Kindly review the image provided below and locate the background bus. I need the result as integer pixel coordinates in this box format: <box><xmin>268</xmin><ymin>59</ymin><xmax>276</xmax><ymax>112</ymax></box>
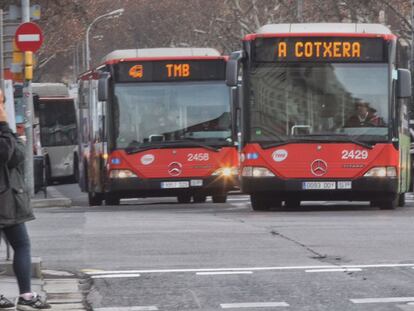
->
<box><xmin>227</xmin><ymin>23</ymin><xmax>411</xmax><ymax>211</ymax></box>
<box><xmin>78</xmin><ymin>48</ymin><xmax>238</xmax><ymax>206</ymax></box>
<box><xmin>32</xmin><ymin>83</ymin><xmax>79</xmax><ymax>184</ymax></box>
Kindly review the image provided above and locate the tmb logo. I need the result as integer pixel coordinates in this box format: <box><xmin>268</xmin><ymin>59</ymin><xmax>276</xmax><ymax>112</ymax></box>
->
<box><xmin>272</xmin><ymin>149</ymin><xmax>288</xmax><ymax>162</ymax></box>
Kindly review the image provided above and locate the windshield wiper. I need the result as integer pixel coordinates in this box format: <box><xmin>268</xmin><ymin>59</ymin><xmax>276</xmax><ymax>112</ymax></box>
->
<box><xmin>260</xmin><ymin>135</ymin><xmax>374</xmax><ymax>150</ymax></box>
<box><xmin>125</xmin><ymin>140</ymin><xmax>219</xmax><ymax>154</ymax></box>
<box><xmin>300</xmin><ymin>134</ymin><xmax>374</xmax><ymax>149</ymax></box>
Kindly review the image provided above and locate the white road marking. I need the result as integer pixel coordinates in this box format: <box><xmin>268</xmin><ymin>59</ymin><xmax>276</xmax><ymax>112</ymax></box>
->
<box><xmin>227</xmin><ymin>197</ymin><xmax>250</xmax><ymax>201</ymax></box>
<box><xmin>351</xmin><ymin>297</ymin><xmax>414</xmax><ymax>304</ymax></box>
<box><xmin>94</xmin><ymin>307</ymin><xmax>158</xmax><ymax>311</ymax></box>
<box><xmin>84</xmin><ymin>263</ymin><xmax>414</xmax><ymax>275</ymax></box>
<box><xmin>18</xmin><ymin>34</ymin><xmax>40</xmax><ymax>42</ymax></box>
<box><xmin>196</xmin><ymin>271</ymin><xmax>253</xmax><ymax>275</ymax></box>
<box><xmin>91</xmin><ymin>273</ymin><xmax>141</xmax><ymax>279</ymax></box>
<box><xmin>220</xmin><ymin>302</ymin><xmax>289</xmax><ymax>309</ymax></box>
<box><xmin>305</xmin><ymin>268</ymin><xmax>362</xmax><ymax>273</ymax></box>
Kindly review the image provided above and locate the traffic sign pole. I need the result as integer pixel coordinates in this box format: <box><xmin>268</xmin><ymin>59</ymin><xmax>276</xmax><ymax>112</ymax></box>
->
<box><xmin>21</xmin><ymin>0</ymin><xmax>35</xmax><ymax>197</ymax></box>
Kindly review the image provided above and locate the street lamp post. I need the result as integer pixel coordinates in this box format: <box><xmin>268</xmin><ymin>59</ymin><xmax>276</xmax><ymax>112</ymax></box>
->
<box><xmin>86</xmin><ymin>8</ymin><xmax>124</xmax><ymax>69</ymax></box>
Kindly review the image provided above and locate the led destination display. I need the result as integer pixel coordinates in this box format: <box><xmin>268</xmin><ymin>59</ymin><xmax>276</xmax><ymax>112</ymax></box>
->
<box><xmin>115</xmin><ymin>60</ymin><xmax>226</xmax><ymax>82</ymax></box>
<box><xmin>254</xmin><ymin>37</ymin><xmax>387</xmax><ymax>62</ymax></box>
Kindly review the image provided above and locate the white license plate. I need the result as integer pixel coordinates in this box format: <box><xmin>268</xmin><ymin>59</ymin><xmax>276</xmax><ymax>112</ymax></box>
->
<box><xmin>161</xmin><ymin>181</ymin><xmax>189</xmax><ymax>189</ymax></box>
<box><xmin>302</xmin><ymin>182</ymin><xmax>336</xmax><ymax>190</ymax></box>
<box><xmin>337</xmin><ymin>181</ymin><xmax>352</xmax><ymax>189</ymax></box>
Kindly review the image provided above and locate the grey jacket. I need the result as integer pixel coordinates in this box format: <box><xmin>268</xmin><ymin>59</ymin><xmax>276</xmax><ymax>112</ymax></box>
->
<box><xmin>0</xmin><ymin>122</ymin><xmax>34</xmax><ymax>228</ymax></box>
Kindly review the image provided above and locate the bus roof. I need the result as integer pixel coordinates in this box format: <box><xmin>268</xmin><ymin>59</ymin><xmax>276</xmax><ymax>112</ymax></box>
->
<box><xmin>103</xmin><ymin>48</ymin><xmax>222</xmax><ymax>63</ymax></box>
<box><xmin>32</xmin><ymin>83</ymin><xmax>70</xmax><ymax>98</ymax></box>
<box><xmin>246</xmin><ymin>23</ymin><xmax>393</xmax><ymax>40</ymax></box>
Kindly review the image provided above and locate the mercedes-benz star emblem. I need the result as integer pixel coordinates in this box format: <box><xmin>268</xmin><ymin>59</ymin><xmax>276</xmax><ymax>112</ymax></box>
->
<box><xmin>311</xmin><ymin>159</ymin><xmax>328</xmax><ymax>176</ymax></box>
<box><xmin>168</xmin><ymin>162</ymin><xmax>182</xmax><ymax>176</ymax></box>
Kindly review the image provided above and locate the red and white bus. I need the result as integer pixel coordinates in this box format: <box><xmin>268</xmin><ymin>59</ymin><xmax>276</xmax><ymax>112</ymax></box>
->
<box><xmin>78</xmin><ymin>48</ymin><xmax>238</xmax><ymax>205</ymax></box>
<box><xmin>226</xmin><ymin>23</ymin><xmax>412</xmax><ymax>210</ymax></box>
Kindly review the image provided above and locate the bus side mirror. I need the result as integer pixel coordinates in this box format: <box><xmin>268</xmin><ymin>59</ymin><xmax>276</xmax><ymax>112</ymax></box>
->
<box><xmin>98</xmin><ymin>73</ymin><xmax>110</xmax><ymax>101</ymax></box>
<box><xmin>397</xmin><ymin>69</ymin><xmax>411</xmax><ymax>98</ymax></box>
<box><xmin>226</xmin><ymin>51</ymin><xmax>244</xmax><ymax>87</ymax></box>
<box><xmin>230</xmin><ymin>87</ymin><xmax>239</xmax><ymax>140</ymax></box>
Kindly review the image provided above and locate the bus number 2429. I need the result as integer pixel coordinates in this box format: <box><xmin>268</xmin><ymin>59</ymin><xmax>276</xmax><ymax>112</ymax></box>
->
<box><xmin>341</xmin><ymin>150</ymin><xmax>368</xmax><ymax>160</ymax></box>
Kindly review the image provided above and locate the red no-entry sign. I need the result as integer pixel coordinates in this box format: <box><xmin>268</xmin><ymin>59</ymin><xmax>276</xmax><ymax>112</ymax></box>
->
<box><xmin>15</xmin><ymin>22</ymin><xmax>43</xmax><ymax>52</ymax></box>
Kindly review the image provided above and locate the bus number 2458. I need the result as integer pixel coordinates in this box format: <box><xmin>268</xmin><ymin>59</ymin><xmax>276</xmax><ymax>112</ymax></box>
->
<box><xmin>187</xmin><ymin>153</ymin><xmax>209</xmax><ymax>162</ymax></box>
<box><xmin>341</xmin><ymin>150</ymin><xmax>368</xmax><ymax>160</ymax></box>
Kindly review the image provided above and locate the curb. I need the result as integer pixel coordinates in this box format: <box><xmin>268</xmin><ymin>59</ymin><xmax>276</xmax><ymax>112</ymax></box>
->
<box><xmin>32</xmin><ymin>198</ymin><xmax>72</xmax><ymax>208</ymax></box>
<box><xmin>42</xmin><ymin>270</ymin><xmax>88</xmax><ymax>311</ymax></box>
<box><xmin>0</xmin><ymin>257</ymin><xmax>42</xmax><ymax>278</ymax></box>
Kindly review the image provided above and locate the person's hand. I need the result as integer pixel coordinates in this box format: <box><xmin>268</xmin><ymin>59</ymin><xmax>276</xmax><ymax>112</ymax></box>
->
<box><xmin>0</xmin><ymin>104</ymin><xmax>7</xmax><ymax>122</ymax></box>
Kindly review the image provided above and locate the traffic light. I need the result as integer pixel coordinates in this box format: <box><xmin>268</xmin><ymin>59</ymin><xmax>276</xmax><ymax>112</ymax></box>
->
<box><xmin>24</xmin><ymin>51</ymin><xmax>33</xmax><ymax>80</ymax></box>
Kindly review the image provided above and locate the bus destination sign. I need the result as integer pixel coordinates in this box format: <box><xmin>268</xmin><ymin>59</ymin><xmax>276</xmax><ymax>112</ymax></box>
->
<box><xmin>115</xmin><ymin>60</ymin><xmax>226</xmax><ymax>82</ymax></box>
<box><xmin>254</xmin><ymin>37</ymin><xmax>387</xmax><ymax>62</ymax></box>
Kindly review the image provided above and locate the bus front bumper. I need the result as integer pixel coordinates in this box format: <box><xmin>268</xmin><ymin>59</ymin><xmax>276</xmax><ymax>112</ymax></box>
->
<box><xmin>241</xmin><ymin>176</ymin><xmax>398</xmax><ymax>201</ymax></box>
<box><xmin>107</xmin><ymin>175</ymin><xmax>239</xmax><ymax>197</ymax></box>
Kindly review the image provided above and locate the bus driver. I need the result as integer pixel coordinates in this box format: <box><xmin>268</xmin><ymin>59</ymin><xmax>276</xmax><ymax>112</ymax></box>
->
<box><xmin>345</xmin><ymin>100</ymin><xmax>385</xmax><ymax>127</ymax></box>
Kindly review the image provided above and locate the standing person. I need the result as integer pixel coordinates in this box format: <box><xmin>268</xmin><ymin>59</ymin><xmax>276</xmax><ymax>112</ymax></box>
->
<box><xmin>0</xmin><ymin>88</ymin><xmax>50</xmax><ymax>310</ymax></box>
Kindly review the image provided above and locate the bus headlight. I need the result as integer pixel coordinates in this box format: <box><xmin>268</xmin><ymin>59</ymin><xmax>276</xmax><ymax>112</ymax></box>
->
<box><xmin>212</xmin><ymin>167</ymin><xmax>238</xmax><ymax>177</ymax></box>
<box><xmin>364</xmin><ymin>167</ymin><xmax>397</xmax><ymax>177</ymax></box>
<box><xmin>242</xmin><ymin>166</ymin><xmax>275</xmax><ymax>177</ymax></box>
<box><xmin>109</xmin><ymin>169</ymin><xmax>138</xmax><ymax>179</ymax></box>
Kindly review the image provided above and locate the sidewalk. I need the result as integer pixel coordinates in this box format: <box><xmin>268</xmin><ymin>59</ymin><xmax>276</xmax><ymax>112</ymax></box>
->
<box><xmin>0</xmin><ymin>267</ymin><xmax>87</xmax><ymax>310</ymax></box>
<box><xmin>32</xmin><ymin>186</ymin><xmax>72</xmax><ymax>208</ymax></box>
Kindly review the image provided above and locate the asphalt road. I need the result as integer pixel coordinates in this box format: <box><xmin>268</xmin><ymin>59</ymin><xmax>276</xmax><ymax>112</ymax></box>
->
<box><xmin>28</xmin><ymin>184</ymin><xmax>414</xmax><ymax>310</ymax></box>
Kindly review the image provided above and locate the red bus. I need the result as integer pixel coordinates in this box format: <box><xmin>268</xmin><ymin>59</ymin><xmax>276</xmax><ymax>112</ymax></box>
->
<box><xmin>78</xmin><ymin>48</ymin><xmax>238</xmax><ymax>206</ymax></box>
<box><xmin>226</xmin><ymin>23</ymin><xmax>412</xmax><ymax>211</ymax></box>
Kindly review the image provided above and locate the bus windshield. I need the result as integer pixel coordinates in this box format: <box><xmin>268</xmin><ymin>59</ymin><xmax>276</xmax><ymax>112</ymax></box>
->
<box><xmin>248</xmin><ymin>63</ymin><xmax>389</xmax><ymax>143</ymax></box>
<box><xmin>38</xmin><ymin>100</ymin><xmax>77</xmax><ymax>147</ymax></box>
<box><xmin>113</xmin><ymin>81</ymin><xmax>231</xmax><ymax>149</ymax></box>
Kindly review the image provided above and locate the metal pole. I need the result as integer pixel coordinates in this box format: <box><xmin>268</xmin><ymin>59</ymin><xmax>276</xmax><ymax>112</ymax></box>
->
<box><xmin>411</xmin><ymin>0</ymin><xmax>414</xmax><ymax>103</ymax></box>
<box><xmin>0</xmin><ymin>9</ymin><xmax>4</xmax><ymax>91</ymax></box>
<box><xmin>82</xmin><ymin>40</ymin><xmax>86</xmax><ymax>72</ymax></box>
<box><xmin>22</xmin><ymin>0</ymin><xmax>35</xmax><ymax>196</ymax></box>
<box><xmin>86</xmin><ymin>24</ymin><xmax>91</xmax><ymax>69</ymax></box>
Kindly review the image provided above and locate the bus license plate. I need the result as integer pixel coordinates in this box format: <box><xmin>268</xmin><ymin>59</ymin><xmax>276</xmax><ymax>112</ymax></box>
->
<box><xmin>161</xmin><ymin>181</ymin><xmax>190</xmax><ymax>189</ymax></box>
<box><xmin>302</xmin><ymin>182</ymin><xmax>336</xmax><ymax>190</ymax></box>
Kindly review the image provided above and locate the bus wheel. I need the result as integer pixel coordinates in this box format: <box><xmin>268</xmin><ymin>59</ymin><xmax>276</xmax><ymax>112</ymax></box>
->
<box><xmin>398</xmin><ymin>193</ymin><xmax>406</xmax><ymax>207</ymax></box>
<box><xmin>177</xmin><ymin>194</ymin><xmax>191</xmax><ymax>204</ymax></box>
<box><xmin>250</xmin><ymin>194</ymin><xmax>272</xmax><ymax>211</ymax></box>
<box><xmin>45</xmin><ymin>160</ymin><xmax>52</xmax><ymax>186</ymax></box>
<box><xmin>285</xmin><ymin>199</ymin><xmax>301</xmax><ymax>209</ymax></box>
<box><xmin>88</xmin><ymin>192</ymin><xmax>103</xmax><ymax>206</ymax></box>
<box><xmin>193</xmin><ymin>194</ymin><xmax>207</xmax><ymax>203</ymax></box>
<box><xmin>73</xmin><ymin>156</ymin><xmax>79</xmax><ymax>183</ymax></box>
<box><xmin>106</xmin><ymin>195</ymin><xmax>120</xmax><ymax>206</ymax></box>
<box><xmin>212</xmin><ymin>194</ymin><xmax>227</xmax><ymax>203</ymax></box>
<box><xmin>378</xmin><ymin>197</ymin><xmax>398</xmax><ymax>210</ymax></box>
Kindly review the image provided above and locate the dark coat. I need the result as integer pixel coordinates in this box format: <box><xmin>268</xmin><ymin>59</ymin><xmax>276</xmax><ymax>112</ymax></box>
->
<box><xmin>0</xmin><ymin>122</ymin><xmax>35</xmax><ymax>228</ymax></box>
<box><xmin>345</xmin><ymin>111</ymin><xmax>386</xmax><ymax>127</ymax></box>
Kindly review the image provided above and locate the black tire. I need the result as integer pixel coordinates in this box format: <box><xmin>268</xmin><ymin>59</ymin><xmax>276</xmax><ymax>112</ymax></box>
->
<box><xmin>177</xmin><ymin>194</ymin><xmax>192</xmax><ymax>204</ymax></box>
<box><xmin>398</xmin><ymin>193</ymin><xmax>405</xmax><ymax>207</ymax></box>
<box><xmin>72</xmin><ymin>155</ymin><xmax>80</xmax><ymax>184</ymax></box>
<box><xmin>105</xmin><ymin>195</ymin><xmax>120</xmax><ymax>206</ymax></box>
<box><xmin>45</xmin><ymin>159</ymin><xmax>52</xmax><ymax>186</ymax></box>
<box><xmin>212</xmin><ymin>194</ymin><xmax>227</xmax><ymax>203</ymax></box>
<box><xmin>285</xmin><ymin>199</ymin><xmax>301</xmax><ymax>209</ymax></box>
<box><xmin>88</xmin><ymin>192</ymin><xmax>103</xmax><ymax>206</ymax></box>
<box><xmin>379</xmin><ymin>197</ymin><xmax>398</xmax><ymax>210</ymax></box>
<box><xmin>193</xmin><ymin>194</ymin><xmax>207</xmax><ymax>203</ymax></box>
<box><xmin>250</xmin><ymin>194</ymin><xmax>272</xmax><ymax>211</ymax></box>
